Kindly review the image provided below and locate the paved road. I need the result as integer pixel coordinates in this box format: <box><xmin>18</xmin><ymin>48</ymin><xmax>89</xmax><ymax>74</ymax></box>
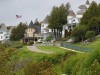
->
<box><xmin>27</xmin><ymin>46</ymin><xmax>53</xmax><ymax>54</ymax></box>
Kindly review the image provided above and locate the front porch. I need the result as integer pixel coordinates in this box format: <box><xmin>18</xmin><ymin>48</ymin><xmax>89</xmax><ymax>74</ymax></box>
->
<box><xmin>22</xmin><ymin>37</ymin><xmax>43</xmax><ymax>44</ymax></box>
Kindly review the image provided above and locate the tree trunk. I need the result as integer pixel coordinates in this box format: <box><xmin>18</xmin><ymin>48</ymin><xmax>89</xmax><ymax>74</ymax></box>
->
<box><xmin>81</xmin><ymin>35</ymin><xmax>84</xmax><ymax>42</ymax></box>
<box><xmin>54</xmin><ymin>29</ymin><xmax>56</xmax><ymax>40</ymax></box>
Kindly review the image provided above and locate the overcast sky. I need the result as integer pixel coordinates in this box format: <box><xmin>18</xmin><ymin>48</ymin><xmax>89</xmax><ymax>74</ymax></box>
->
<box><xmin>0</xmin><ymin>0</ymin><xmax>100</xmax><ymax>26</ymax></box>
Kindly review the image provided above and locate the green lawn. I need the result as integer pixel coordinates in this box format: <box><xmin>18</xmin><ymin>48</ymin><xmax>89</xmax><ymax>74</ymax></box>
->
<box><xmin>74</xmin><ymin>37</ymin><xmax>100</xmax><ymax>50</ymax></box>
<box><xmin>36</xmin><ymin>46</ymin><xmax>67</xmax><ymax>54</ymax></box>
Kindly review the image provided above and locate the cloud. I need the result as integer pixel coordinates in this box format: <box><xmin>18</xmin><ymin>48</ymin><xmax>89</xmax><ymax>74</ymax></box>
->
<box><xmin>0</xmin><ymin>0</ymin><xmax>100</xmax><ymax>25</ymax></box>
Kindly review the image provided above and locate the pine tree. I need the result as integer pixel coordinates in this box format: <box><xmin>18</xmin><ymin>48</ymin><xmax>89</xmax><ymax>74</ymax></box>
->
<box><xmin>97</xmin><ymin>3</ymin><xmax>100</xmax><ymax>16</ymax></box>
<box><xmin>80</xmin><ymin>1</ymin><xmax>98</xmax><ymax>25</ymax></box>
<box><xmin>49</xmin><ymin>3</ymin><xmax>70</xmax><ymax>40</ymax></box>
<box><xmin>10</xmin><ymin>22</ymin><xmax>27</xmax><ymax>41</ymax></box>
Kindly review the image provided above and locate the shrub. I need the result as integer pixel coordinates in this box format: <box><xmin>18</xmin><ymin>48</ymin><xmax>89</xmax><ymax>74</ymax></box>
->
<box><xmin>3</xmin><ymin>41</ymin><xmax>23</xmax><ymax>48</ymax></box>
<box><xmin>45</xmin><ymin>36</ymin><xmax>53</xmax><ymax>42</ymax></box>
<box><xmin>24</xmin><ymin>61</ymin><xmax>57</xmax><ymax>75</ymax></box>
<box><xmin>88</xmin><ymin>59</ymin><xmax>100</xmax><ymax>75</ymax></box>
<box><xmin>85</xmin><ymin>31</ymin><xmax>95</xmax><ymax>41</ymax></box>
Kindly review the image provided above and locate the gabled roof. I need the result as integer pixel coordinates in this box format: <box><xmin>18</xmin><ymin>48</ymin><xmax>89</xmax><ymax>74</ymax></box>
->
<box><xmin>28</xmin><ymin>21</ymin><xmax>34</xmax><ymax>28</ymax></box>
<box><xmin>77</xmin><ymin>9</ymin><xmax>86</xmax><ymax>15</ymax></box>
<box><xmin>42</xmin><ymin>15</ymin><xmax>49</xmax><ymax>24</ymax></box>
<box><xmin>68</xmin><ymin>10</ymin><xmax>76</xmax><ymax>17</ymax></box>
<box><xmin>0</xmin><ymin>23</ymin><xmax>7</xmax><ymax>31</ymax></box>
<box><xmin>79</xmin><ymin>4</ymin><xmax>87</xmax><ymax>10</ymax></box>
<box><xmin>28</xmin><ymin>21</ymin><xmax>41</xmax><ymax>33</ymax></box>
<box><xmin>86</xmin><ymin>0</ymin><xmax>90</xmax><ymax>5</ymax></box>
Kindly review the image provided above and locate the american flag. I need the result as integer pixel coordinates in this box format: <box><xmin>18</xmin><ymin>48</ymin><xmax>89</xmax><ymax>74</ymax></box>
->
<box><xmin>16</xmin><ymin>15</ymin><xmax>22</xmax><ymax>19</ymax></box>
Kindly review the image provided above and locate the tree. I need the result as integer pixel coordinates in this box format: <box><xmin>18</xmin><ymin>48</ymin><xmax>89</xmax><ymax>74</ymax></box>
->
<box><xmin>10</xmin><ymin>22</ymin><xmax>27</xmax><ymax>41</ymax></box>
<box><xmin>49</xmin><ymin>6</ymin><xmax>59</xmax><ymax>39</ymax></box>
<box><xmin>85</xmin><ymin>31</ymin><xmax>95</xmax><ymax>41</ymax></box>
<box><xmin>87</xmin><ymin>17</ymin><xmax>99</xmax><ymax>34</ymax></box>
<box><xmin>49</xmin><ymin>3</ymin><xmax>70</xmax><ymax>40</ymax></box>
<box><xmin>97</xmin><ymin>3</ymin><xmax>100</xmax><ymax>16</ymax></box>
<box><xmin>72</xmin><ymin>25</ymin><xmax>88</xmax><ymax>42</ymax></box>
<box><xmin>80</xmin><ymin>1</ymin><xmax>98</xmax><ymax>25</ymax></box>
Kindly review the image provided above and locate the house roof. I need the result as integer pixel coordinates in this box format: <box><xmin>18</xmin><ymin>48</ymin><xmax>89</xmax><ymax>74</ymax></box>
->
<box><xmin>0</xmin><ymin>23</ymin><xmax>7</xmax><ymax>31</ymax></box>
<box><xmin>86</xmin><ymin>0</ymin><xmax>90</xmax><ymax>5</ymax></box>
<box><xmin>79</xmin><ymin>4</ymin><xmax>87</xmax><ymax>9</ymax></box>
<box><xmin>28</xmin><ymin>21</ymin><xmax>41</xmax><ymax>33</ymax></box>
<box><xmin>68</xmin><ymin>10</ymin><xmax>76</xmax><ymax>17</ymax></box>
<box><xmin>77</xmin><ymin>9</ymin><xmax>86</xmax><ymax>15</ymax></box>
<box><xmin>42</xmin><ymin>15</ymin><xmax>49</xmax><ymax>24</ymax></box>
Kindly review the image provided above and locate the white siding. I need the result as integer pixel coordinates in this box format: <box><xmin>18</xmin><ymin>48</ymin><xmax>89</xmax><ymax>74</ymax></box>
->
<box><xmin>0</xmin><ymin>31</ymin><xmax>7</xmax><ymax>41</ymax></box>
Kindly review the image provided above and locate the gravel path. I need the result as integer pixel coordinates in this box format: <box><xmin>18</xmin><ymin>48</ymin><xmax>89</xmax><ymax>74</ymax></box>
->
<box><xmin>27</xmin><ymin>46</ymin><xmax>53</xmax><ymax>54</ymax></box>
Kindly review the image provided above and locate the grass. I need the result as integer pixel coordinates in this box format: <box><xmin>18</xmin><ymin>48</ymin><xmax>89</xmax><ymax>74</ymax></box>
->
<box><xmin>36</xmin><ymin>46</ymin><xmax>68</xmax><ymax>54</ymax></box>
<box><xmin>12</xmin><ymin>46</ymin><xmax>52</xmax><ymax>75</ymax></box>
<box><xmin>2</xmin><ymin>40</ymin><xmax>100</xmax><ymax>75</ymax></box>
<box><xmin>14</xmin><ymin>46</ymin><xmax>76</xmax><ymax>75</ymax></box>
<box><xmin>74</xmin><ymin>37</ymin><xmax>100</xmax><ymax>50</ymax></box>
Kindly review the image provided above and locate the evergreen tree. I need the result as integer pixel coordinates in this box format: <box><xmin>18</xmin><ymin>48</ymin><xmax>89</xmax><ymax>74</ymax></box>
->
<box><xmin>49</xmin><ymin>3</ymin><xmax>70</xmax><ymax>40</ymax></box>
<box><xmin>97</xmin><ymin>3</ymin><xmax>100</xmax><ymax>16</ymax></box>
<box><xmin>80</xmin><ymin>1</ymin><xmax>98</xmax><ymax>25</ymax></box>
<box><xmin>87</xmin><ymin>17</ymin><xmax>100</xmax><ymax>34</ymax></box>
<box><xmin>10</xmin><ymin>22</ymin><xmax>27</xmax><ymax>41</ymax></box>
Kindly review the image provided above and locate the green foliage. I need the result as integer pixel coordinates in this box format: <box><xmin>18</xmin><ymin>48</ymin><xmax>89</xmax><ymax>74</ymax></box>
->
<box><xmin>80</xmin><ymin>1</ymin><xmax>100</xmax><ymax>36</ymax></box>
<box><xmin>3</xmin><ymin>41</ymin><xmax>23</xmax><ymax>48</ymax></box>
<box><xmin>63</xmin><ymin>49</ymin><xmax>100</xmax><ymax>75</ymax></box>
<box><xmin>83</xmin><ymin>50</ymin><xmax>100</xmax><ymax>68</ymax></box>
<box><xmin>45</xmin><ymin>36</ymin><xmax>53</xmax><ymax>42</ymax></box>
<box><xmin>0</xmin><ymin>43</ymin><xmax>17</xmax><ymax>75</ymax></box>
<box><xmin>87</xmin><ymin>17</ymin><xmax>100</xmax><ymax>34</ymax></box>
<box><xmin>63</xmin><ymin>53</ymin><xmax>86</xmax><ymax>75</ymax></box>
<box><xmin>80</xmin><ymin>1</ymin><xmax>98</xmax><ymax>25</ymax></box>
<box><xmin>97</xmin><ymin>3</ymin><xmax>100</xmax><ymax>16</ymax></box>
<box><xmin>37</xmin><ymin>51</ymin><xmax>76</xmax><ymax>65</ymax></box>
<box><xmin>85</xmin><ymin>31</ymin><xmax>95</xmax><ymax>41</ymax></box>
<box><xmin>10</xmin><ymin>22</ymin><xmax>27</xmax><ymax>41</ymax></box>
<box><xmin>24</xmin><ymin>61</ymin><xmax>57</xmax><ymax>75</ymax></box>
<box><xmin>88</xmin><ymin>59</ymin><xmax>100</xmax><ymax>75</ymax></box>
<box><xmin>72</xmin><ymin>25</ymin><xmax>88</xmax><ymax>41</ymax></box>
<box><xmin>26</xmin><ymin>41</ymin><xmax>34</xmax><ymax>45</ymax></box>
<box><xmin>49</xmin><ymin>3</ymin><xmax>70</xmax><ymax>39</ymax></box>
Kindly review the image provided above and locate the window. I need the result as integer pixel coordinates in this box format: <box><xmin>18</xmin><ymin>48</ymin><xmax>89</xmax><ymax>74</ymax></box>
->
<box><xmin>42</xmin><ymin>25</ymin><xmax>44</xmax><ymax>27</ymax></box>
<box><xmin>6</xmin><ymin>36</ymin><xmax>8</xmax><ymax>38</ymax></box>
<box><xmin>1</xmin><ymin>36</ymin><xmax>2</xmax><ymax>39</ymax></box>
<box><xmin>0</xmin><ymin>32</ymin><xmax>3</xmax><ymax>34</ymax></box>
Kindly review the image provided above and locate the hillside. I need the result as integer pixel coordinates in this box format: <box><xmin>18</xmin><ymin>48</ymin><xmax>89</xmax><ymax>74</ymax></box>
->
<box><xmin>74</xmin><ymin>37</ymin><xmax>100</xmax><ymax>50</ymax></box>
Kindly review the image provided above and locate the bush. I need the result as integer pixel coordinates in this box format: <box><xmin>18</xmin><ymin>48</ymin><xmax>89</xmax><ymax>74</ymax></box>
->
<box><xmin>88</xmin><ymin>59</ymin><xmax>100</xmax><ymax>75</ymax></box>
<box><xmin>3</xmin><ymin>41</ymin><xmax>23</xmax><ymax>48</ymax></box>
<box><xmin>85</xmin><ymin>31</ymin><xmax>95</xmax><ymax>41</ymax></box>
<box><xmin>24</xmin><ymin>61</ymin><xmax>57</xmax><ymax>75</ymax></box>
<box><xmin>63</xmin><ymin>53</ymin><xmax>86</xmax><ymax>75</ymax></box>
<box><xmin>45</xmin><ymin>36</ymin><xmax>53</xmax><ymax>42</ymax></box>
<box><xmin>27</xmin><ymin>41</ymin><xmax>34</xmax><ymax>45</ymax></box>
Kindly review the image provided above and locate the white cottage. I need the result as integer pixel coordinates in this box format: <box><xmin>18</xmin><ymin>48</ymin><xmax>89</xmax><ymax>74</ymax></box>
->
<box><xmin>41</xmin><ymin>15</ymin><xmax>53</xmax><ymax>40</ymax></box>
<box><xmin>0</xmin><ymin>24</ymin><xmax>10</xmax><ymax>42</ymax></box>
